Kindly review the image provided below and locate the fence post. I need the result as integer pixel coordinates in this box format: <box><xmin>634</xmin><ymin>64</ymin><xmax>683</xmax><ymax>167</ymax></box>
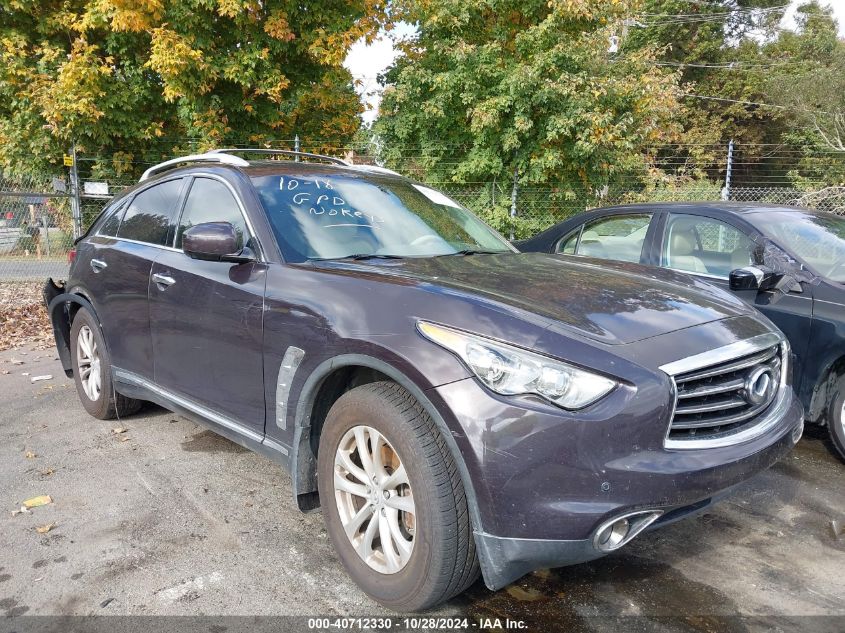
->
<box><xmin>69</xmin><ymin>142</ymin><xmax>82</xmax><ymax>239</ymax></box>
<box><xmin>509</xmin><ymin>166</ymin><xmax>518</xmax><ymax>241</ymax></box>
<box><xmin>721</xmin><ymin>138</ymin><xmax>734</xmax><ymax>201</ymax></box>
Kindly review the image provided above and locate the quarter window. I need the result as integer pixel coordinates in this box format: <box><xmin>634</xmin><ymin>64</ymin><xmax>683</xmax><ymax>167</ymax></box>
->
<box><xmin>176</xmin><ymin>178</ymin><xmax>248</xmax><ymax>250</ymax></box>
<box><xmin>662</xmin><ymin>214</ymin><xmax>756</xmax><ymax>278</ymax></box>
<box><xmin>98</xmin><ymin>199</ymin><xmax>128</xmax><ymax>237</ymax></box>
<box><xmin>117</xmin><ymin>179</ymin><xmax>183</xmax><ymax>246</ymax></box>
<box><xmin>556</xmin><ymin>229</ymin><xmax>580</xmax><ymax>254</ymax></box>
<box><xmin>568</xmin><ymin>214</ymin><xmax>652</xmax><ymax>263</ymax></box>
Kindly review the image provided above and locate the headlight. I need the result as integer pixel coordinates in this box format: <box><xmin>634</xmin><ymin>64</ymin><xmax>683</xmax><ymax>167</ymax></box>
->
<box><xmin>418</xmin><ymin>321</ymin><xmax>617</xmax><ymax>409</ymax></box>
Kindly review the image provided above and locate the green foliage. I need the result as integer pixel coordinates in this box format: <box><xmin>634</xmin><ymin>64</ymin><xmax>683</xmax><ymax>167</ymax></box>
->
<box><xmin>375</xmin><ymin>0</ymin><xmax>683</xmax><ymax>190</ymax></box>
<box><xmin>0</xmin><ymin>0</ymin><xmax>389</xmax><ymax>179</ymax></box>
<box><xmin>766</xmin><ymin>2</ymin><xmax>845</xmax><ymax>176</ymax></box>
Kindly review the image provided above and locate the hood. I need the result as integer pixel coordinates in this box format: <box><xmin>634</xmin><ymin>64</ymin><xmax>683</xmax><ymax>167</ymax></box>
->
<box><xmin>311</xmin><ymin>253</ymin><xmax>755</xmax><ymax>346</ymax></box>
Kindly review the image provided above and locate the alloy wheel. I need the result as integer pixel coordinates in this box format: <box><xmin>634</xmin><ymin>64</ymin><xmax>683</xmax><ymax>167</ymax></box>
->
<box><xmin>76</xmin><ymin>324</ymin><xmax>102</xmax><ymax>401</ymax></box>
<box><xmin>333</xmin><ymin>425</ymin><xmax>416</xmax><ymax>574</ymax></box>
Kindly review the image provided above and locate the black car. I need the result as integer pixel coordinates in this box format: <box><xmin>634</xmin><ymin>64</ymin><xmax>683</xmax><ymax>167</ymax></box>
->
<box><xmin>44</xmin><ymin>154</ymin><xmax>803</xmax><ymax>610</ymax></box>
<box><xmin>518</xmin><ymin>202</ymin><xmax>845</xmax><ymax>461</ymax></box>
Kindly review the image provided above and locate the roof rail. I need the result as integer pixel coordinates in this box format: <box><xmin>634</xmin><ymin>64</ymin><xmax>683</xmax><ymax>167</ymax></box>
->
<box><xmin>208</xmin><ymin>148</ymin><xmax>350</xmax><ymax>166</ymax></box>
<box><xmin>346</xmin><ymin>164</ymin><xmax>401</xmax><ymax>177</ymax></box>
<box><xmin>139</xmin><ymin>153</ymin><xmax>249</xmax><ymax>182</ymax></box>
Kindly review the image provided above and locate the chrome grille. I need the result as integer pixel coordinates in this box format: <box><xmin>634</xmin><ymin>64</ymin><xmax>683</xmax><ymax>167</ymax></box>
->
<box><xmin>664</xmin><ymin>339</ymin><xmax>784</xmax><ymax>447</ymax></box>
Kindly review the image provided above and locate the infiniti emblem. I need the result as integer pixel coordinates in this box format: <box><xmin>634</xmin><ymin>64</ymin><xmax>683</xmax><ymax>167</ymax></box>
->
<box><xmin>744</xmin><ymin>366</ymin><xmax>776</xmax><ymax>405</ymax></box>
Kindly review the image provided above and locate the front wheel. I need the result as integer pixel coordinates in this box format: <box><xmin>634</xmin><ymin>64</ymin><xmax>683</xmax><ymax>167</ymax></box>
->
<box><xmin>317</xmin><ymin>382</ymin><xmax>479</xmax><ymax>611</ymax></box>
<box><xmin>828</xmin><ymin>376</ymin><xmax>845</xmax><ymax>463</ymax></box>
<box><xmin>70</xmin><ymin>308</ymin><xmax>142</xmax><ymax>419</ymax></box>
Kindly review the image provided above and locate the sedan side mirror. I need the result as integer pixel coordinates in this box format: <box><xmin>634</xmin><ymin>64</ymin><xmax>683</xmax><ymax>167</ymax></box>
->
<box><xmin>183</xmin><ymin>222</ymin><xmax>254</xmax><ymax>263</ymax></box>
<box><xmin>729</xmin><ymin>266</ymin><xmax>781</xmax><ymax>292</ymax></box>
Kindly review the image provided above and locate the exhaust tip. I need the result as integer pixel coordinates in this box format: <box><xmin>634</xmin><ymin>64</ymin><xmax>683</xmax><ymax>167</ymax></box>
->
<box><xmin>593</xmin><ymin>510</ymin><xmax>663</xmax><ymax>552</ymax></box>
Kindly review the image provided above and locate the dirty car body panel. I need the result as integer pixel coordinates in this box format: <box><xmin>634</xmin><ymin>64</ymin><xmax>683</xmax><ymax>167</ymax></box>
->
<box><xmin>46</xmin><ymin>161</ymin><xmax>803</xmax><ymax>595</ymax></box>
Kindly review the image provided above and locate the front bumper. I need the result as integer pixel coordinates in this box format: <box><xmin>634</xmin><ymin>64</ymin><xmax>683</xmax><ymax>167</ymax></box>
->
<box><xmin>430</xmin><ymin>376</ymin><xmax>803</xmax><ymax>589</ymax></box>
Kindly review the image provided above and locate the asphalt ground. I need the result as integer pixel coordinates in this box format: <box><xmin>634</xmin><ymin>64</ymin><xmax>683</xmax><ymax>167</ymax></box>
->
<box><xmin>1</xmin><ymin>347</ymin><xmax>844</xmax><ymax>632</ymax></box>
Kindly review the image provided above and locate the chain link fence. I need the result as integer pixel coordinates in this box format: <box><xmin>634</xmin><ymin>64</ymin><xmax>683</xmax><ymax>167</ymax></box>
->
<box><xmin>1</xmin><ymin>167</ymin><xmax>843</xmax><ymax>281</ymax></box>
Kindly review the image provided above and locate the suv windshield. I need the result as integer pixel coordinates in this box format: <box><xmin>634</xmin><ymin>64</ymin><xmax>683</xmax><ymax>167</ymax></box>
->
<box><xmin>753</xmin><ymin>211</ymin><xmax>845</xmax><ymax>282</ymax></box>
<box><xmin>251</xmin><ymin>174</ymin><xmax>514</xmax><ymax>262</ymax></box>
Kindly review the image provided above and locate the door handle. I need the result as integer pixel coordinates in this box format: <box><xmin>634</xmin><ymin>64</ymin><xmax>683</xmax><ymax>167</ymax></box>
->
<box><xmin>90</xmin><ymin>259</ymin><xmax>107</xmax><ymax>273</ymax></box>
<box><xmin>152</xmin><ymin>273</ymin><xmax>176</xmax><ymax>290</ymax></box>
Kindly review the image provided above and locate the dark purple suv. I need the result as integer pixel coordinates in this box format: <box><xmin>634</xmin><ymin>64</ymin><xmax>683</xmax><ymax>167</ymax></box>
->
<box><xmin>44</xmin><ymin>150</ymin><xmax>803</xmax><ymax>611</ymax></box>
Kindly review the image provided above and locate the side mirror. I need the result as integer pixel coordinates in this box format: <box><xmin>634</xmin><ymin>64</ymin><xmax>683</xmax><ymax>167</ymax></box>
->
<box><xmin>183</xmin><ymin>222</ymin><xmax>254</xmax><ymax>263</ymax></box>
<box><xmin>729</xmin><ymin>266</ymin><xmax>782</xmax><ymax>293</ymax></box>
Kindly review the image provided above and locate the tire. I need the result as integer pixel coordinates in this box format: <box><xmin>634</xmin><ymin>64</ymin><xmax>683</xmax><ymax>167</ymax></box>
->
<box><xmin>317</xmin><ymin>381</ymin><xmax>479</xmax><ymax>611</ymax></box>
<box><xmin>69</xmin><ymin>307</ymin><xmax>142</xmax><ymax>420</ymax></box>
<box><xmin>827</xmin><ymin>376</ymin><xmax>845</xmax><ymax>463</ymax></box>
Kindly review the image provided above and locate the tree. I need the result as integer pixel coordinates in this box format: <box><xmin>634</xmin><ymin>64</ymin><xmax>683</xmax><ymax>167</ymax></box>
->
<box><xmin>767</xmin><ymin>3</ymin><xmax>845</xmax><ymax>153</ymax></box>
<box><xmin>374</xmin><ymin>0</ymin><xmax>682</xmax><ymax>192</ymax></box>
<box><xmin>622</xmin><ymin>1</ymin><xmax>792</xmax><ymax>181</ymax></box>
<box><xmin>0</xmin><ymin>0</ymin><xmax>388</xmax><ymax>179</ymax></box>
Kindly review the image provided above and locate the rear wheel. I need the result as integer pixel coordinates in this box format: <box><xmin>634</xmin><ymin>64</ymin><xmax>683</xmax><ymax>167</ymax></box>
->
<box><xmin>70</xmin><ymin>308</ymin><xmax>141</xmax><ymax>420</ymax></box>
<box><xmin>317</xmin><ymin>381</ymin><xmax>479</xmax><ymax>611</ymax></box>
<box><xmin>827</xmin><ymin>376</ymin><xmax>845</xmax><ymax>463</ymax></box>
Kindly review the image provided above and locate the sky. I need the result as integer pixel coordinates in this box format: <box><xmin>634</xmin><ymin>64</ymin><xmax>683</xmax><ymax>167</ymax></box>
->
<box><xmin>343</xmin><ymin>1</ymin><xmax>845</xmax><ymax>125</ymax></box>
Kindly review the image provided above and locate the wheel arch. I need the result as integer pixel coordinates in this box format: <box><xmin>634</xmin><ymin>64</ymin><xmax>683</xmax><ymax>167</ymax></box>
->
<box><xmin>807</xmin><ymin>353</ymin><xmax>845</xmax><ymax>425</ymax></box>
<box><xmin>45</xmin><ymin>284</ymin><xmax>100</xmax><ymax>378</ymax></box>
<box><xmin>289</xmin><ymin>354</ymin><xmax>483</xmax><ymax>536</ymax></box>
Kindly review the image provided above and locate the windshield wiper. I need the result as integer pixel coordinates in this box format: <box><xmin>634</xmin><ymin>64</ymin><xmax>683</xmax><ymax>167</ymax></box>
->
<box><xmin>309</xmin><ymin>254</ymin><xmax>406</xmax><ymax>262</ymax></box>
<box><xmin>436</xmin><ymin>249</ymin><xmax>504</xmax><ymax>257</ymax></box>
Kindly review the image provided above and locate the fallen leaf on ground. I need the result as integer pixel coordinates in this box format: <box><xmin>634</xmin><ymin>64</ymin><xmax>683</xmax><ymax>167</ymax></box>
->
<box><xmin>35</xmin><ymin>523</ymin><xmax>56</xmax><ymax>534</ymax></box>
<box><xmin>505</xmin><ymin>585</ymin><xmax>545</xmax><ymax>602</ymax></box>
<box><xmin>0</xmin><ymin>283</ymin><xmax>54</xmax><ymax>351</ymax></box>
<box><xmin>111</xmin><ymin>427</ymin><xmax>127</xmax><ymax>434</ymax></box>
<box><xmin>25</xmin><ymin>450</ymin><xmax>37</xmax><ymax>459</ymax></box>
<box><xmin>10</xmin><ymin>359</ymin><xmax>24</xmax><ymax>365</ymax></box>
<box><xmin>22</xmin><ymin>372</ymin><xmax>29</xmax><ymax>376</ymax></box>
<box><xmin>11</xmin><ymin>507</ymin><xmax>31</xmax><ymax>516</ymax></box>
<box><xmin>31</xmin><ymin>375</ymin><xmax>52</xmax><ymax>383</ymax></box>
<box><xmin>118</xmin><ymin>436</ymin><xmax>130</xmax><ymax>442</ymax></box>
<box><xmin>23</xmin><ymin>495</ymin><xmax>52</xmax><ymax>509</ymax></box>
<box><xmin>39</xmin><ymin>468</ymin><xmax>55</xmax><ymax>476</ymax></box>
<box><xmin>1</xmin><ymin>370</ymin><xmax>9</xmax><ymax>374</ymax></box>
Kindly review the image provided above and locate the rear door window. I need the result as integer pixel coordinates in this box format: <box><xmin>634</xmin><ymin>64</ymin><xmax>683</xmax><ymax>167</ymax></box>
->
<box><xmin>570</xmin><ymin>214</ymin><xmax>652</xmax><ymax>263</ymax></box>
<box><xmin>117</xmin><ymin>178</ymin><xmax>184</xmax><ymax>246</ymax></box>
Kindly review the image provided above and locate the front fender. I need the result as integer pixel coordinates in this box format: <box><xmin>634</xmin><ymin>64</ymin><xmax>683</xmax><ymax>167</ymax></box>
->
<box><xmin>289</xmin><ymin>353</ymin><xmax>487</xmax><ymax>541</ymax></box>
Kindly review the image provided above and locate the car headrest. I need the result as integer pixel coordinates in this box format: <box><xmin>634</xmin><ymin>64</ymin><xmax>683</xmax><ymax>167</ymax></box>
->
<box><xmin>670</xmin><ymin>230</ymin><xmax>696</xmax><ymax>256</ymax></box>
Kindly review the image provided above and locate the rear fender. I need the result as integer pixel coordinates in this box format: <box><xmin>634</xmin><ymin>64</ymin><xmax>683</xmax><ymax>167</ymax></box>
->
<box><xmin>43</xmin><ymin>278</ymin><xmax>99</xmax><ymax>377</ymax></box>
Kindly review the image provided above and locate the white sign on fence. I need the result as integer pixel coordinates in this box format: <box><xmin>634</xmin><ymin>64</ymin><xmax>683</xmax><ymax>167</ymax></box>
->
<box><xmin>83</xmin><ymin>181</ymin><xmax>109</xmax><ymax>196</ymax></box>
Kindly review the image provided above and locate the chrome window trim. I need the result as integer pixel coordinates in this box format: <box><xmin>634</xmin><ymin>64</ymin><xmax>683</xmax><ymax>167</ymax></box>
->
<box><xmin>94</xmin><ymin>235</ymin><xmax>182</xmax><ymax>253</ymax></box>
<box><xmin>660</xmin><ymin>336</ymin><xmax>790</xmax><ymax>450</ymax></box>
<box><xmin>114</xmin><ymin>368</ymin><xmax>264</xmax><ymax>443</ymax></box>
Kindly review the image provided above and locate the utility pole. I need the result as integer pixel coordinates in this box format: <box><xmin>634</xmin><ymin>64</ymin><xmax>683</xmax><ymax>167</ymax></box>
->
<box><xmin>69</xmin><ymin>142</ymin><xmax>82</xmax><ymax>239</ymax></box>
<box><xmin>721</xmin><ymin>139</ymin><xmax>734</xmax><ymax>201</ymax></box>
<box><xmin>509</xmin><ymin>166</ymin><xmax>518</xmax><ymax>241</ymax></box>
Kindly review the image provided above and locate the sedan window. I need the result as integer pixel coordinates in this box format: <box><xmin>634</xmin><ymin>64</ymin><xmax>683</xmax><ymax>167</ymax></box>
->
<box><xmin>564</xmin><ymin>214</ymin><xmax>652</xmax><ymax>263</ymax></box>
<box><xmin>117</xmin><ymin>178</ymin><xmax>183</xmax><ymax>246</ymax></box>
<box><xmin>662</xmin><ymin>214</ymin><xmax>755</xmax><ymax>278</ymax></box>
